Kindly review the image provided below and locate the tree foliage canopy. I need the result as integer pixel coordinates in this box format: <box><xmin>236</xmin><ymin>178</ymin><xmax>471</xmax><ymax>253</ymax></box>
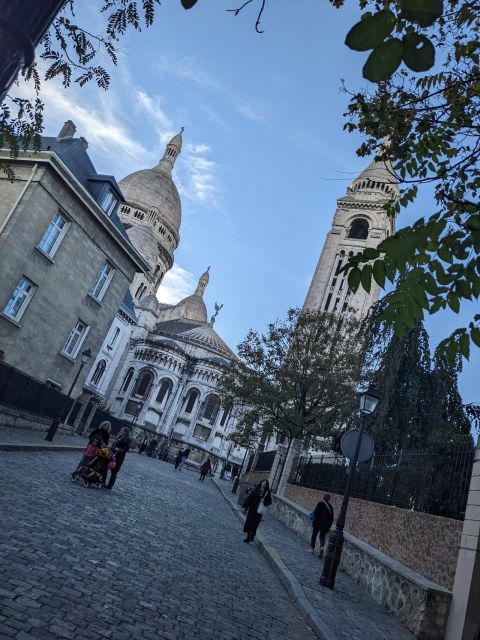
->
<box><xmin>217</xmin><ymin>308</ymin><xmax>365</xmax><ymax>447</ymax></box>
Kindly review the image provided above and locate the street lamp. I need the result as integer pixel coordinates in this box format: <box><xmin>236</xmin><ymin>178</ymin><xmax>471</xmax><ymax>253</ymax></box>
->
<box><xmin>45</xmin><ymin>347</ymin><xmax>93</xmax><ymax>442</ymax></box>
<box><xmin>0</xmin><ymin>0</ymin><xmax>67</xmax><ymax>103</ymax></box>
<box><xmin>319</xmin><ymin>384</ymin><xmax>381</xmax><ymax>589</ymax></box>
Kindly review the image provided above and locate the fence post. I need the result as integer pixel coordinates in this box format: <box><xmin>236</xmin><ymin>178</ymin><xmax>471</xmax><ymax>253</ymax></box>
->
<box><xmin>269</xmin><ymin>442</ymin><xmax>287</xmax><ymax>490</ymax></box>
<box><xmin>445</xmin><ymin>437</ymin><xmax>480</xmax><ymax>640</ymax></box>
<box><xmin>276</xmin><ymin>438</ymin><xmax>301</xmax><ymax>498</ymax></box>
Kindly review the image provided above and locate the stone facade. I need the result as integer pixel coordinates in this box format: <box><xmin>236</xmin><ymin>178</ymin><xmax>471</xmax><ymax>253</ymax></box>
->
<box><xmin>284</xmin><ymin>484</ymin><xmax>462</xmax><ymax>590</ymax></box>
<box><xmin>272</xmin><ymin>493</ymin><xmax>451</xmax><ymax>639</ymax></box>
<box><xmin>0</xmin><ymin>134</ymin><xmax>147</xmax><ymax>395</ymax></box>
<box><xmin>303</xmin><ymin>158</ymin><xmax>398</xmax><ymax>319</ymax></box>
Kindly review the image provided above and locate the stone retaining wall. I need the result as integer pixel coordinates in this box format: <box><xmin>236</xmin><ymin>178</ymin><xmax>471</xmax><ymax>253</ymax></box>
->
<box><xmin>284</xmin><ymin>483</ymin><xmax>461</xmax><ymax>590</ymax></box>
<box><xmin>272</xmin><ymin>494</ymin><xmax>451</xmax><ymax>640</ymax></box>
<box><xmin>0</xmin><ymin>405</ymin><xmax>72</xmax><ymax>434</ymax></box>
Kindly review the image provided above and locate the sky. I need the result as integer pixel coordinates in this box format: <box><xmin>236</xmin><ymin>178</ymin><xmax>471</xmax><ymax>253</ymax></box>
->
<box><xmin>28</xmin><ymin>0</ymin><xmax>478</xmax><ymax>403</ymax></box>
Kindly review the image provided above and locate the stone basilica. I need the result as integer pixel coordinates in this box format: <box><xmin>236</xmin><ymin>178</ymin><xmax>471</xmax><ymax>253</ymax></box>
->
<box><xmin>85</xmin><ymin>130</ymin><xmax>245</xmax><ymax>470</ymax></box>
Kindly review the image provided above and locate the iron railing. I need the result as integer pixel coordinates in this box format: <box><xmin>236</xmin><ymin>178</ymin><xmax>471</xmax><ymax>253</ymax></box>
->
<box><xmin>290</xmin><ymin>447</ymin><xmax>475</xmax><ymax>520</ymax></box>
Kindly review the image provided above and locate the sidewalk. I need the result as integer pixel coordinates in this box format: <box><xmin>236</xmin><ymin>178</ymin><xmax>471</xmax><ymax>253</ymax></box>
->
<box><xmin>0</xmin><ymin>425</ymin><xmax>86</xmax><ymax>451</ymax></box>
<box><xmin>214</xmin><ymin>478</ymin><xmax>414</xmax><ymax>640</ymax></box>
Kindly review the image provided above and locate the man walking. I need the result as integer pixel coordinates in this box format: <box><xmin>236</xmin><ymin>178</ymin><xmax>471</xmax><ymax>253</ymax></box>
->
<box><xmin>178</xmin><ymin>447</ymin><xmax>190</xmax><ymax>471</ymax></box>
<box><xmin>310</xmin><ymin>493</ymin><xmax>334</xmax><ymax>559</ymax></box>
<box><xmin>106</xmin><ymin>428</ymin><xmax>131</xmax><ymax>491</ymax></box>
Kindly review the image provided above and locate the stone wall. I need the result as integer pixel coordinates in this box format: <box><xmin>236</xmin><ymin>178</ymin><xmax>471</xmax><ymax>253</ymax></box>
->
<box><xmin>272</xmin><ymin>494</ymin><xmax>452</xmax><ymax>640</ymax></box>
<box><xmin>243</xmin><ymin>470</ymin><xmax>269</xmax><ymax>485</ymax></box>
<box><xmin>0</xmin><ymin>405</ymin><xmax>73</xmax><ymax>434</ymax></box>
<box><xmin>284</xmin><ymin>484</ymin><xmax>462</xmax><ymax>590</ymax></box>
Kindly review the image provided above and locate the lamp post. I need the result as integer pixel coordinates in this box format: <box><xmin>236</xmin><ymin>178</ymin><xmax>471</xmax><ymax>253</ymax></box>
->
<box><xmin>45</xmin><ymin>348</ymin><xmax>93</xmax><ymax>442</ymax></box>
<box><xmin>0</xmin><ymin>0</ymin><xmax>67</xmax><ymax>103</ymax></box>
<box><xmin>320</xmin><ymin>385</ymin><xmax>382</xmax><ymax>589</ymax></box>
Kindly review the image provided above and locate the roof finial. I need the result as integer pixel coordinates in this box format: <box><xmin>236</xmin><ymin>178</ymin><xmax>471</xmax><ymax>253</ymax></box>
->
<box><xmin>195</xmin><ymin>266</ymin><xmax>210</xmax><ymax>297</ymax></box>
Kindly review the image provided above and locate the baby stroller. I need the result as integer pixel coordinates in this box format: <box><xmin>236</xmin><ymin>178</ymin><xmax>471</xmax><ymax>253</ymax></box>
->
<box><xmin>78</xmin><ymin>448</ymin><xmax>116</xmax><ymax>488</ymax></box>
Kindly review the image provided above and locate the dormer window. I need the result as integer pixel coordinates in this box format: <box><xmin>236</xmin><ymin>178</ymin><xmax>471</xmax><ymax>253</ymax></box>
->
<box><xmin>99</xmin><ymin>188</ymin><xmax>118</xmax><ymax>216</ymax></box>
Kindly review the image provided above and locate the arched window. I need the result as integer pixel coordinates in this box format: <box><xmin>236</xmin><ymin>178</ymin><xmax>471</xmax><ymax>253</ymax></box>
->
<box><xmin>108</xmin><ymin>327</ymin><xmax>120</xmax><ymax>348</ymax></box>
<box><xmin>219</xmin><ymin>406</ymin><xmax>230</xmax><ymax>427</ymax></box>
<box><xmin>132</xmin><ymin>371</ymin><xmax>153</xmax><ymax>398</ymax></box>
<box><xmin>90</xmin><ymin>359</ymin><xmax>106</xmax><ymax>385</ymax></box>
<box><xmin>121</xmin><ymin>367</ymin><xmax>134</xmax><ymax>392</ymax></box>
<box><xmin>184</xmin><ymin>389</ymin><xmax>199</xmax><ymax>414</ymax></box>
<box><xmin>156</xmin><ymin>379</ymin><xmax>172</xmax><ymax>404</ymax></box>
<box><xmin>135</xmin><ymin>284</ymin><xmax>143</xmax><ymax>299</ymax></box>
<box><xmin>348</xmin><ymin>218</ymin><xmax>369</xmax><ymax>240</ymax></box>
<box><xmin>202</xmin><ymin>395</ymin><xmax>221</xmax><ymax>425</ymax></box>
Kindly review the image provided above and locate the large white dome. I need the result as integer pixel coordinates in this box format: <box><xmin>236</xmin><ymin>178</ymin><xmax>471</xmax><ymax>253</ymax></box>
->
<box><xmin>119</xmin><ymin>166</ymin><xmax>182</xmax><ymax>234</ymax></box>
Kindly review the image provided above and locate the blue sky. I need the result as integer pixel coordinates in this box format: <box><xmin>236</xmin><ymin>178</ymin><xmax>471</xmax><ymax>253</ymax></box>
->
<box><xmin>32</xmin><ymin>0</ymin><xmax>478</xmax><ymax>403</ymax></box>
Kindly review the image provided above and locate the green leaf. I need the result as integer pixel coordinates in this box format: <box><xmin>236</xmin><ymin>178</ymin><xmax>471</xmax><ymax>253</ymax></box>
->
<box><xmin>446</xmin><ymin>339</ymin><xmax>457</xmax><ymax>365</ymax></box>
<box><xmin>402</xmin><ymin>33</ymin><xmax>435</xmax><ymax>72</ymax></box>
<box><xmin>363</xmin><ymin>39</ymin><xmax>403</xmax><ymax>82</ymax></box>
<box><xmin>345</xmin><ymin>10</ymin><xmax>396</xmax><ymax>52</ymax></box>
<box><xmin>363</xmin><ymin>247</ymin><xmax>380</xmax><ymax>260</ymax></box>
<box><xmin>372</xmin><ymin>260</ymin><xmax>386</xmax><ymax>288</ymax></box>
<box><xmin>459</xmin><ymin>333</ymin><xmax>470</xmax><ymax>360</ymax></box>
<box><xmin>360</xmin><ymin>265</ymin><xmax>373</xmax><ymax>293</ymax></box>
<box><xmin>447</xmin><ymin>295</ymin><xmax>460</xmax><ymax>313</ymax></box>
<box><xmin>181</xmin><ymin>0</ymin><xmax>198</xmax><ymax>8</ymax></box>
<box><xmin>400</xmin><ymin>0</ymin><xmax>443</xmax><ymax>28</ymax></box>
<box><xmin>348</xmin><ymin>268</ymin><xmax>361</xmax><ymax>292</ymax></box>
<box><xmin>471</xmin><ymin>327</ymin><xmax>480</xmax><ymax>348</ymax></box>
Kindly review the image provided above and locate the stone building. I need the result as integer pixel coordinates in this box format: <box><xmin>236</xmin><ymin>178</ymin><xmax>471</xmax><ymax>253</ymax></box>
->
<box><xmin>106</xmin><ymin>268</ymin><xmax>245</xmax><ymax>469</ymax></box>
<box><xmin>304</xmin><ymin>158</ymin><xmax>399</xmax><ymax>318</ymax></box>
<box><xmin>0</xmin><ymin>120</ymin><xmax>148</xmax><ymax>393</ymax></box>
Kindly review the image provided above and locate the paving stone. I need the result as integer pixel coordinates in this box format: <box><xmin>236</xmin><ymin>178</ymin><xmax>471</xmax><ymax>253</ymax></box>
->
<box><xmin>0</xmin><ymin>451</ymin><xmax>315</xmax><ymax>640</ymax></box>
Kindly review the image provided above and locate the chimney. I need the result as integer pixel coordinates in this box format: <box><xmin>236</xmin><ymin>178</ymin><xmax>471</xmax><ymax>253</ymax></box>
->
<box><xmin>79</xmin><ymin>136</ymin><xmax>89</xmax><ymax>150</ymax></box>
<box><xmin>57</xmin><ymin>120</ymin><xmax>76</xmax><ymax>141</ymax></box>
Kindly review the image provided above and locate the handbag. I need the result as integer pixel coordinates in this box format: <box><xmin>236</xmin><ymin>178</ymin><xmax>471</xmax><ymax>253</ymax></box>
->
<box><xmin>307</xmin><ymin>511</ymin><xmax>316</xmax><ymax>522</ymax></box>
<box><xmin>258</xmin><ymin>501</ymin><xmax>267</xmax><ymax>515</ymax></box>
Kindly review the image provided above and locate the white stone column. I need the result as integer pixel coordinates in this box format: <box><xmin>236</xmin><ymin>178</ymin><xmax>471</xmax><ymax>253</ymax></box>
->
<box><xmin>445</xmin><ymin>437</ymin><xmax>480</xmax><ymax>640</ymax></box>
<box><xmin>276</xmin><ymin>438</ymin><xmax>302</xmax><ymax>497</ymax></box>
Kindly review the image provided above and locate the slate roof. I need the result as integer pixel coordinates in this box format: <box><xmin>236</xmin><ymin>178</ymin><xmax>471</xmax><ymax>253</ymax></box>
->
<box><xmin>153</xmin><ymin>318</ymin><xmax>236</xmax><ymax>360</ymax></box>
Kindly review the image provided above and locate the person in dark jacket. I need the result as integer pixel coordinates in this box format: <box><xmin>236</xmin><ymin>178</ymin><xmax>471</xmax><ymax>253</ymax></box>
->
<box><xmin>174</xmin><ymin>448</ymin><xmax>185</xmax><ymax>470</ymax></box>
<box><xmin>105</xmin><ymin>427</ymin><xmax>131</xmax><ymax>490</ymax></box>
<box><xmin>178</xmin><ymin>447</ymin><xmax>190</xmax><ymax>471</ymax></box>
<box><xmin>146</xmin><ymin>438</ymin><xmax>158</xmax><ymax>457</ymax></box>
<box><xmin>71</xmin><ymin>421</ymin><xmax>111</xmax><ymax>480</ymax></box>
<box><xmin>310</xmin><ymin>493</ymin><xmax>334</xmax><ymax>558</ymax></box>
<box><xmin>242</xmin><ymin>479</ymin><xmax>272</xmax><ymax>543</ymax></box>
<box><xmin>138</xmin><ymin>436</ymin><xmax>148</xmax><ymax>455</ymax></box>
<box><xmin>199</xmin><ymin>458</ymin><xmax>212</xmax><ymax>481</ymax></box>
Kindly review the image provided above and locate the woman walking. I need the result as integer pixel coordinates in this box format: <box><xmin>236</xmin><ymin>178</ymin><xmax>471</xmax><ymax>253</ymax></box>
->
<box><xmin>71</xmin><ymin>421</ymin><xmax>111</xmax><ymax>481</ymax></box>
<box><xmin>310</xmin><ymin>493</ymin><xmax>334</xmax><ymax>559</ymax></box>
<box><xmin>199</xmin><ymin>458</ymin><xmax>212</xmax><ymax>481</ymax></box>
<box><xmin>242</xmin><ymin>479</ymin><xmax>272</xmax><ymax>543</ymax></box>
<box><xmin>106</xmin><ymin>427</ymin><xmax>131</xmax><ymax>490</ymax></box>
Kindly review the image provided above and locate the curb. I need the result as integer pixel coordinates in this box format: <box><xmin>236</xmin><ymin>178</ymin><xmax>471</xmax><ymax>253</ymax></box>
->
<box><xmin>212</xmin><ymin>479</ymin><xmax>337</xmax><ymax>640</ymax></box>
<box><xmin>0</xmin><ymin>444</ymin><xmax>85</xmax><ymax>452</ymax></box>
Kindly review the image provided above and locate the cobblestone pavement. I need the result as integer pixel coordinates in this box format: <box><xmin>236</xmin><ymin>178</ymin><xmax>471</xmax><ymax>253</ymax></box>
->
<box><xmin>216</xmin><ymin>480</ymin><xmax>414</xmax><ymax>640</ymax></box>
<box><xmin>0</xmin><ymin>426</ymin><xmax>86</xmax><ymax>447</ymax></box>
<box><xmin>0</xmin><ymin>451</ymin><xmax>317</xmax><ymax>640</ymax></box>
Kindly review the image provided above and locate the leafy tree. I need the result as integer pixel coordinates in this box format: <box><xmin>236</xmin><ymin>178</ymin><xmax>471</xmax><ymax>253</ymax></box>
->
<box><xmin>363</xmin><ymin>301</ymin><xmax>474</xmax><ymax>451</ymax></box>
<box><xmin>218</xmin><ymin>308</ymin><xmax>365</xmax><ymax>454</ymax></box>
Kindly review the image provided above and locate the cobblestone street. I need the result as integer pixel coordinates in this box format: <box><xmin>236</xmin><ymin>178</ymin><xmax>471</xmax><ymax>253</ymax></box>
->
<box><xmin>0</xmin><ymin>451</ymin><xmax>317</xmax><ymax>640</ymax></box>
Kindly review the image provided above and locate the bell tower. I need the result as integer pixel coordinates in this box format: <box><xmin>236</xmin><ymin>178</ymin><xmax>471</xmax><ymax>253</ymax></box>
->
<box><xmin>304</xmin><ymin>158</ymin><xmax>399</xmax><ymax>320</ymax></box>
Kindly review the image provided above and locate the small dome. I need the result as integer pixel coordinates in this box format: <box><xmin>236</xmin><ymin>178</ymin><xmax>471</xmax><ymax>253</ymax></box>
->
<box><xmin>349</xmin><ymin>159</ymin><xmax>400</xmax><ymax>198</ymax></box>
<box><xmin>119</xmin><ymin>168</ymin><xmax>182</xmax><ymax>234</ymax></box>
<box><xmin>173</xmin><ymin>294</ymin><xmax>208</xmax><ymax>323</ymax></box>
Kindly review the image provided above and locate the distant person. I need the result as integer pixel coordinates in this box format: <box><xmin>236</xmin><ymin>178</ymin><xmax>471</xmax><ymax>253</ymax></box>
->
<box><xmin>242</xmin><ymin>479</ymin><xmax>272</xmax><ymax>543</ymax></box>
<box><xmin>146</xmin><ymin>438</ymin><xmax>158</xmax><ymax>457</ymax></box>
<box><xmin>310</xmin><ymin>493</ymin><xmax>334</xmax><ymax>559</ymax></box>
<box><xmin>106</xmin><ymin>427</ymin><xmax>131</xmax><ymax>490</ymax></box>
<box><xmin>174</xmin><ymin>448</ymin><xmax>185</xmax><ymax>470</ymax></box>
<box><xmin>178</xmin><ymin>447</ymin><xmax>190</xmax><ymax>471</ymax></box>
<box><xmin>138</xmin><ymin>436</ymin><xmax>148</xmax><ymax>455</ymax></box>
<box><xmin>199</xmin><ymin>458</ymin><xmax>212</xmax><ymax>482</ymax></box>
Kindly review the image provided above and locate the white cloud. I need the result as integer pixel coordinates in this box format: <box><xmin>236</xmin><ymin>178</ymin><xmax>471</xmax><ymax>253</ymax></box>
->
<box><xmin>135</xmin><ymin>89</ymin><xmax>173</xmax><ymax>144</ymax></box>
<box><xmin>237</xmin><ymin>103</ymin><xmax>265</xmax><ymax>122</ymax></box>
<box><xmin>157</xmin><ymin>265</ymin><xmax>196</xmax><ymax>305</ymax></box>
<box><xmin>181</xmin><ymin>142</ymin><xmax>219</xmax><ymax>206</ymax></box>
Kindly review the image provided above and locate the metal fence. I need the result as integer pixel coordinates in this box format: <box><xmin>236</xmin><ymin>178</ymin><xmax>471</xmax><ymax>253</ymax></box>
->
<box><xmin>290</xmin><ymin>446</ymin><xmax>475</xmax><ymax>520</ymax></box>
<box><xmin>0</xmin><ymin>360</ymin><xmax>74</xmax><ymax>419</ymax></box>
<box><xmin>254</xmin><ymin>450</ymin><xmax>276</xmax><ymax>472</ymax></box>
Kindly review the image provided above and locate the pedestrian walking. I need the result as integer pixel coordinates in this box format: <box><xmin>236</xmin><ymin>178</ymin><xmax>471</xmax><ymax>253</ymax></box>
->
<box><xmin>105</xmin><ymin>427</ymin><xmax>131</xmax><ymax>491</ymax></box>
<box><xmin>178</xmin><ymin>447</ymin><xmax>190</xmax><ymax>471</ymax></box>
<box><xmin>174</xmin><ymin>448</ymin><xmax>185</xmax><ymax>470</ymax></box>
<box><xmin>138</xmin><ymin>436</ymin><xmax>148</xmax><ymax>455</ymax></box>
<box><xmin>71</xmin><ymin>421</ymin><xmax>111</xmax><ymax>480</ymax></box>
<box><xmin>242</xmin><ymin>479</ymin><xmax>272</xmax><ymax>543</ymax></box>
<box><xmin>310</xmin><ymin>493</ymin><xmax>334</xmax><ymax>559</ymax></box>
<box><xmin>199</xmin><ymin>458</ymin><xmax>212</xmax><ymax>481</ymax></box>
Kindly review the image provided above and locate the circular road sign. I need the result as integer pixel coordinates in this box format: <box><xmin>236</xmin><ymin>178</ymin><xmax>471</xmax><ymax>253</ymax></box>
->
<box><xmin>340</xmin><ymin>428</ymin><xmax>374</xmax><ymax>463</ymax></box>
